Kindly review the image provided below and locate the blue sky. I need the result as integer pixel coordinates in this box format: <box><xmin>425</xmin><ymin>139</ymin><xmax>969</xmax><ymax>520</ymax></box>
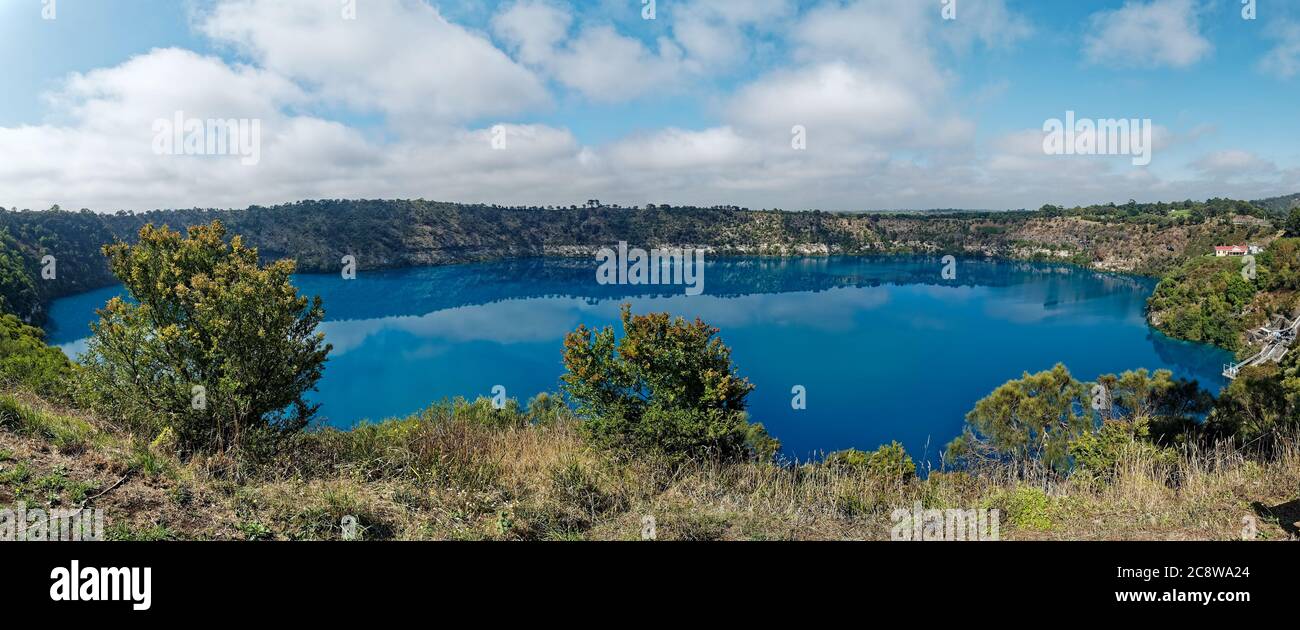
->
<box><xmin>1</xmin><ymin>0</ymin><xmax>1298</xmax><ymax>212</ymax></box>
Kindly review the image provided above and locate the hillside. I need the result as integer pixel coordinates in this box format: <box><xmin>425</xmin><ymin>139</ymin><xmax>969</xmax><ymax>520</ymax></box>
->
<box><xmin>1</xmin><ymin>196</ymin><xmax>1286</xmax><ymax>325</ymax></box>
<box><xmin>2</xmin><ymin>391</ymin><xmax>1295</xmax><ymax>541</ymax></box>
<box><xmin>1256</xmin><ymin>193</ymin><xmax>1300</xmax><ymax>214</ymax></box>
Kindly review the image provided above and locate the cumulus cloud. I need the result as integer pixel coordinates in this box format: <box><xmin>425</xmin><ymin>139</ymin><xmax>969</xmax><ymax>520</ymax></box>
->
<box><xmin>491</xmin><ymin>0</ymin><xmax>796</xmax><ymax>102</ymax></box>
<box><xmin>1259</xmin><ymin>20</ymin><xmax>1300</xmax><ymax>79</ymax></box>
<box><xmin>1191</xmin><ymin>150</ymin><xmax>1277</xmax><ymax>177</ymax></box>
<box><xmin>938</xmin><ymin>0</ymin><xmax>1034</xmax><ymax>52</ymax></box>
<box><xmin>0</xmin><ymin>0</ymin><xmax>1294</xmax><ymax>215</ymax></box>
<box><xmin>1083</xmin><ymin>0</ymin><xmax>1211</xmax><ymax>69</ymax></box>
<box><xmin>492</xmin><ymin>0</ymin><xmax>687</xmax><ymax>101</ymax></box>
<box><xmin>202</xmin><ymin>0</ymin><xmax>549</xmax><ymax>125</ymax></box>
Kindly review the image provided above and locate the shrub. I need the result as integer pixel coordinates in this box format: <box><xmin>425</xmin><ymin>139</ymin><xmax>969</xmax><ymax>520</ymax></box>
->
<box><xmin>78</xmin><ymin>221</ymin><xmax>331</xmax><ymax>455</ymax></box>
<box><xmin>825</xmin><ymin>441</ymin><xmax>917</xmax><ymax>483</ymax></box>
<box><xmin>1069</xmin><ymin>419</ymin><xmax>1177</xmax><ymax>480</ymax></box>
<box><xmin>561</xmin><ymin>304</ymin><xmax>777</xmax><ymax>462</ymax></box>
<box><xmin>1210</xmin><ymin>364</ymin><xmax>1297</xmax><ymax>451</ymax></box>
<box><xmin>1001</xmin><ymin>486</ymin><xmax>1054</xmax><ymax>531</ymax></box>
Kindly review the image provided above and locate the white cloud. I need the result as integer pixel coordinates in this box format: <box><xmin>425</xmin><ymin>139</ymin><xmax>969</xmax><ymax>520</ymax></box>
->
<box><xmin>1083</xmin><ymin>0</ymin><xmax>1211</xmax><ymax>69</ymax></box>
<box><xmin>491</xmin><ymin>0</ymin><xmax>796</xmax><ymax>102</ymax></box>
<box><xmin>670</xmin><ymin>0</ymin><xmax>794</xmax><ymax>71</ymax></box>
<box><xmin>0</xmin><ymin>0</ymin><xmax>1295</xmax><ymax>215</ymax></box>
<box><xmin>201</xmin><ymin>0</ymin><xmax>549</xmax><ymax>125</ymax></box>
<box><xmin>939</xmin><ymin>0</ymin><xmax>1033</xmax><ymax>52</ymax></box>
<box><xmin>1259</xmin><ymin>20</ymin><xmax>1300</xmax><ymax>79</ymax></box>
<box><xmin>492</xmin><ymin>1</ymin><xmax>686</xmax><ymax>102</ymax></box>
<box><xmin>606</xmin><ymin>127</ymin><xmax>757</xmax><ymax>171</ymax></box>
<box><xmin>1191</xmin><ymin>150</ymin><xmax>1277</xmax><ymax>177</ymax></box>
<box><xmin>0</xmin><ymin>44</ymin><xmax>585</xmax><ymax>212</ymax></box>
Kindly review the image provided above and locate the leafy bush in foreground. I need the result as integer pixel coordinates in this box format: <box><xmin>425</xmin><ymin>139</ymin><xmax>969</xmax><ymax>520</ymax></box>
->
<box><xmin>825</xmin><ymin>442</ymin><xmax>917</xmax><ymax>483</ymax></box>
<box><xmin>78</xmin><ymin>221</ymin><xmax>330</xmax><ymax>455</ymax></box>
<box><xmin>561</xmin><ymin>304</ymin><xmax>778</xmax><ymax>462</ymax></box>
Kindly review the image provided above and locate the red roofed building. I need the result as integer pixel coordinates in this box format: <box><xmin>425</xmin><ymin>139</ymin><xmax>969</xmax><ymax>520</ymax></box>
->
<box><xmin>1215</xmin><ymin>245</ymin><xmax>1248</xmax><ymax>257</ymax></box>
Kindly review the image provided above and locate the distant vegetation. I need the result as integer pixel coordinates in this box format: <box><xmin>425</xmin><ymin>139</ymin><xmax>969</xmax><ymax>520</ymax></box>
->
<box><xmin>0</xmin><ymin>195</ymin><xmax>1288</xmax><ymax>325</ymax></box>
<box><xmin>0</xmin><ymin>313</ymin><xmax>73</xmax><ymax>399</ymax></box>
<box><xmin>1147</xmin><ymin>237</ymin><xmax>1300</xmax><ymax>351</ymax></box>
<box><xmin>1146</xmin><ymin>257</ymin><xmax>1257</xmax><ymax>349</ymax></box>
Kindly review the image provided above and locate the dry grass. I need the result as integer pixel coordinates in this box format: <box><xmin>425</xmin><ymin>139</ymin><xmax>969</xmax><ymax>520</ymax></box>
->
<box><xmin>1</xmin><ymin>392</ymin><xmax>1297</xmax><ymax>541</ymax></box>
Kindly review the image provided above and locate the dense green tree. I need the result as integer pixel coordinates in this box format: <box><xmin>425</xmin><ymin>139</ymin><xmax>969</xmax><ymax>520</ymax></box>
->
<box><xmin>79</xmin><ymin>221</ymin><xmax>330</xmax><ymax>454</ymax></box>
<box><xmin>946</xmin><ymin>364</ymin><xmax>1091</xmax><ymax>471</ymax></box>
<box><xmin>1093</xmin><ymin>368</ymin><xmax>1212</xmax><ymax>444</ymax></box>
<box><xmin>948</xmin><ymin>365</ymin><xmax>1205</xmax><ymax>472</ymax></box>
<box><xmin>561</xmin><ymin>304</ymin><xmax>777</xmax><ymax>462</ymax></box>
<box><xmin>1285</xmin><ymin>208</ymin><xmax>1300</xmax><ymax>237</ymax></box>
<box><xmin>0</xmin><ymin>228</ymin><xmax>39</xmax><ymax>322</ymax></box>
<box><xmin>1210</xmin><ymin>364</ymin><xmax>1297</xmax><ymax>450</ymax></box>
<box><xmin>1258</xmin><ymin>238</ymin><xmax>1300</xmax><ymax>291</ymax></box>
<box><xmin>1146</xmin><ymin>256</ymin><xmax>1256</xmax><ymax>349</ymax></box>
<box><xmin>0</xmin><ymin>313</ymin><xmax>73</xmax><ymax>397</ymax></box>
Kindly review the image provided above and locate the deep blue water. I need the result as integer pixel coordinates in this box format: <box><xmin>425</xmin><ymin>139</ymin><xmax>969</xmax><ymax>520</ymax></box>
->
<box><xmin>46</xmin><ymin>256</ymin><xmax>1233</xmax><ymax>464</ymax></box>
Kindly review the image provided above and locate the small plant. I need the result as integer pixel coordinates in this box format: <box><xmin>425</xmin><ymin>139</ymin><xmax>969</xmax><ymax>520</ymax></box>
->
<box><xmin>237</xmin><ymin>520</ymin><xmax>273</xmax><ymax>541</ymax></box>
<box><xmin>1001</xmin><ymin>486</ymin><xmax>1055</xmax><ymax>531</ymax></box>
<box><xmin>128</xmin><ymin>444</ymin><xmax>172</xmax><ymax>479</ymax></box>
<box><xmin>107</xmin><ymin>522</ymin><xmax>176</xmax><ymax>541</ymax></box>
<box><xmin>0</xmin><ymin>460</ymin><xmax>32</xmax><ymax>485</ymax></box>
<box><xmin>825</xmin><ymin>442</ymin><xmax>917</xmax><ymax>483</ymax></box>
<box><xmin>169</xmin><ymin>484</ymin><xmax>195</xmax><ymax>508</ymax></box>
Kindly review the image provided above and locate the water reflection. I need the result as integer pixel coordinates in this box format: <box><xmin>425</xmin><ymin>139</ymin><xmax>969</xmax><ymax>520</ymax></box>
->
<box><xmin>45</xmin><ymin>256</ymin><xmax>1230</xmax><ymax>463</ymax></box>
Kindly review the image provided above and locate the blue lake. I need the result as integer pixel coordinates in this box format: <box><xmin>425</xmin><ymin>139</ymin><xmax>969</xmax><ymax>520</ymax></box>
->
<box><xmin>45</xmin><ymin>256</ymin><xmax>1233</xmax><ymax>464</ymax></box>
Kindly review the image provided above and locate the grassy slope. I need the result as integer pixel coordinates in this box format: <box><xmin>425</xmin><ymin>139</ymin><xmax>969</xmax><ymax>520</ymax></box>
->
<box><xmin>3</xmin><ymin>391</ymin><xmax>1296</xmax><ymax>541</ymax></box>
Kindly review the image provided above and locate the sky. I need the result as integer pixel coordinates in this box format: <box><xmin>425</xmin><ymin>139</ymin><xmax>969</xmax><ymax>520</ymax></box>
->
<box><xmin>1</xmin><ymin>0</ymin><xmax>1298</xmax><ymax>212</ymax></box>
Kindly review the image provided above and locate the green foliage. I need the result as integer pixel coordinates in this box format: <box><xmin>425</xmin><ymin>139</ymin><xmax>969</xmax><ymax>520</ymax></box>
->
<box><xmin>949</xmin><ymin>365</ymin><xmax>1207</xmax><ymax>472</ymax></box>
<box><xmin>1069</xmin><ymin>419</ymin><xmax>1177</xmax><ymax>479</ymax></box>
<box><xmin>0</xmin><ymin>313</ymin><xmax>73</xmax><ymax>397</ymax></box>
<box><xmin>1000</xmin><ymin>487</ymin><xmax>1055</xmax><ymax>531</ymax></box>
<box><xmin>1210</xmin><ymin>364</ymin><xmax>1297</xmax><ymax>450</ymax></box>
<box><xmin>237</xmin><ymin>520</ymin><xmax>274</xmax><ymax>541</ymax></box>
<box><xmin>1093</xmin><ymin>368</ymin><xmax>1212</xmax><ymax>445</ymax></box>
<box><xmin>824</xmin><ymin>441</ymin><xmax>917</xmax><ymax>483</ymax></box>
<box><xmin>561</xmin><ymin>304</ymin><xmax>777</xmax><ymax>462</ymax></box>
<box><xmin>0</xmin><ymin>228</ymin><xmax>40</xmax><ymax>322</ymax></box>
<box><xmin>1257</xmin><ymin>238</ymin><xmax>1300</xmax><ymax>291</ymax></box>
<box><xmin>946</xmin><ymin>364</ymin><xmax>1091</xmax><ymax>471</ymax></box>
<box><xmin>106</xmin><ymin>522</ymin><xmax>176</xmax><ymax>542</ymax></box>
<box><xmin>1285</xmin><ymin>209</ymin><xmax>1300</xmax><ymax>237</ymax></box>
<box><xmin>1147</xmin><ymin>256</ymin><xmax>1256</xmax><ymax>349</ymax></box>
<box><xmin>78</xmin><ymin>221</ymin><xmax>331</xmax><ymax>455</ymax></box>
<box><xmin>0</xmin><ymin>394</ymin><xmax>97</xmax><ymax>454</ymax></box>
